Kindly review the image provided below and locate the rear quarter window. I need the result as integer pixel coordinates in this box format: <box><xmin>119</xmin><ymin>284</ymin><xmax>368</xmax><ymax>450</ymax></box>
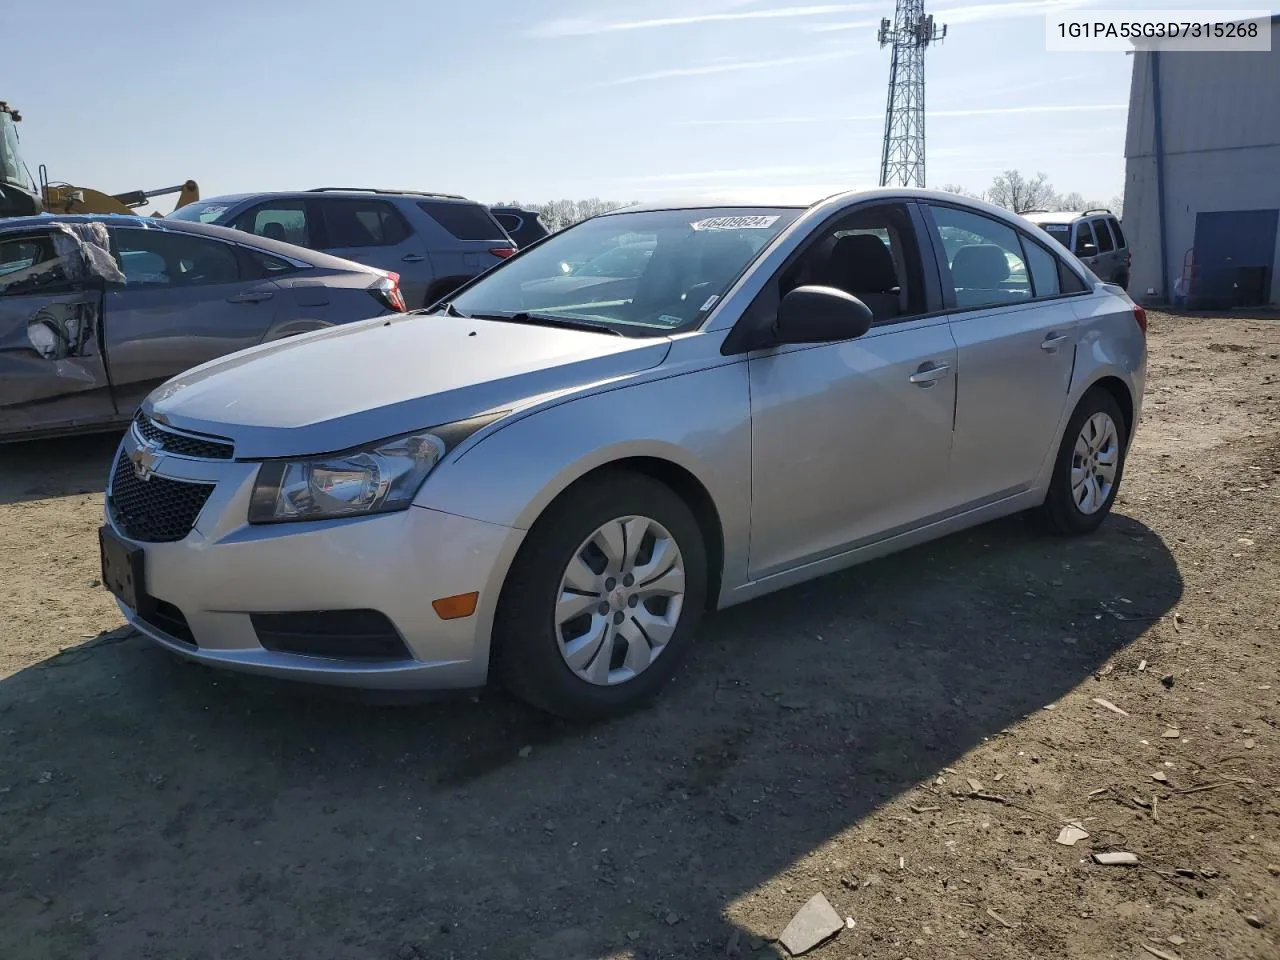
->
<box><xmin>1109</xmin><ymin>217</ymin><xmax>1127</xmax><ymax>248</ymax></box>
<box><xmin>418</xmin><ymin>201</ymin><xmax>505</xmax><ymax>241</ymax></box>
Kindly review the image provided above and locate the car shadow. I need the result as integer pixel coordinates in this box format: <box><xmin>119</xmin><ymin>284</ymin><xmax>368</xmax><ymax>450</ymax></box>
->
<box><xmin>0</xmin><ymin>431</ymin><xmax>121</xmax><ymax>505</ymax></box>
<box><xmin>0</xmin><ymin>511</ymin><xmax>1182</xmax><ymax>960</ymax></box>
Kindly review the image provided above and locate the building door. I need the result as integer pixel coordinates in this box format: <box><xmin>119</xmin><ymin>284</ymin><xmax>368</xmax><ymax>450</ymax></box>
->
<box><xmin>1192</xmin><ymin>209</ymin><xmax>1279</xmax><ymax>308</ymax></box>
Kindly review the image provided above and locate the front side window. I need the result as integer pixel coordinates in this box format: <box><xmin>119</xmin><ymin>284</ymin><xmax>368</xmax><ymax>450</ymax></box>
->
<box><xmin>0</xmin><ymin>233</ymin><xmax>70</xmax><ymax>295</ymax></box>
<box><xmin>0</xmin><ymin>113</ymin><xmax>25</xmax><ymax>188</ymax></box>
<box><xmin>112</xmin><ymin>228</ymin><xmax>241</xmax><ymax>287</ymax></box>
<box><xmin>446</xmin><ymin>207</ymin><xmax>801</xmax><ymax>335</ymax></box>
<box><xmin>1093</xmin><ymin>218</ymin><xmax>1115</xmax><ymax>253</ymax></box>
<box><xmin>1073</xmin><ymin>219</ymin><xmax>1096</xmax><ymax>255</ymax></box>
<box><xmin>926</xmin><ymin>205</ymin><xmax>1031</xmax><ymax>309</ymax></box>
<box><xmin>232</xmin><ymin>200</ymin><xmax>313</xmax><ymax>248</ymax></box>
<box><xmin>776</xmin><ymin>204</ymin><xmax>926</xmax><ymax>324</ymax></box>
<box><xmin>320</xmin><ymin>199</ymin><xmax>410</xmax><ymax>248</ymax></box>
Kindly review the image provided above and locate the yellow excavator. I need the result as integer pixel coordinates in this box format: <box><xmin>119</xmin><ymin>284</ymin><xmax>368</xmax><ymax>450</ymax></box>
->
<box><xmin>1</xmin><ymin>100</ymin><xmax>199</xmax><ymax>218</ymax></box>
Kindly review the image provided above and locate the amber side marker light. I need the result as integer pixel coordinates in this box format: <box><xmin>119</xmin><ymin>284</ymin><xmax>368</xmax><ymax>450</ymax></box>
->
<box><xmin>432</xmin><ymin>592</ymin><xmax>479</xmax><ymax>620</ymax></box>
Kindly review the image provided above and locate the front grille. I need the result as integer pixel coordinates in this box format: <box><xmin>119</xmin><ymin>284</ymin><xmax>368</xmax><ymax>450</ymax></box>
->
<box><xmin>108</xmin><ymin>452</ymin><xmax>214</xmax><ymax>543</ymax></box>
<box><xmin>134</xmin><ymin>412</ymin><xmax>234</xmax><ymax>460</ymax></box>
<box><xmin>142</xmin><ymin>599</ymin><xmax>195</xmax><ymax>646</ymax></box>
<box><xmin>251</xmin><ymin>609</ymin><xmax>411</xmax><ymax>661</ymax></box>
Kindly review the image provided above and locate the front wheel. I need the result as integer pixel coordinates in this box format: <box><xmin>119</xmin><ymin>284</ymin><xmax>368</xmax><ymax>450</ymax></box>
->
<box><xmin>1035</xmin><ymin>388</ymin><xmax>1129</xmax><ymax>535</ymax></box>
<box><xmin>492</xmin><ymin>471</ymin><xmax>707</xmax><ymax>720</ymax></box>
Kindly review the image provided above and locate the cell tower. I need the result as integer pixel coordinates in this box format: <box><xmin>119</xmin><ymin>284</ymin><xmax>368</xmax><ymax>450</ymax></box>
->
<box><xmin>877</xmin><ymin>1</ymin><xmax>947</xmax><ymax>188</ymax></box>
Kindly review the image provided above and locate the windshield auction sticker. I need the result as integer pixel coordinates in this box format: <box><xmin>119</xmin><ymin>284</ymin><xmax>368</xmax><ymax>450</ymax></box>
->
<box><xmin>690</xmin><ymin>215</ymin><xmax>780</xmax><ymax>231</ymax></box>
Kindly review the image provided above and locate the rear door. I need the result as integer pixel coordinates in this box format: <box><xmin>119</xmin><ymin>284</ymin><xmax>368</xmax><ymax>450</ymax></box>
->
<box><xmin>103</xmin><ymin>226</ymin><xmax>282</xmax><ymax>413</ymax></box>
<box><xmin>314</xmin><ymin>197</ymin><xmax>431</xmax><ymax>306</ymax></box>
<box><xmin>1090</xmin><ymin>216</ymin><xmax>1120</xmax><ymax>283</ymax></box>
<box><xmin>415</xmin><ymin>199</ymin><xmax>511</xmax><ymax>303</ymax></box>
<box><xmin>0</xmin><ymin>229</ymin><xmax>114</xmax><ymax>435</ymax></box>
<box><xmin>922</xmin><ymin>202</ymin><xmax>1082</xmax><ymax>508</ymax></box>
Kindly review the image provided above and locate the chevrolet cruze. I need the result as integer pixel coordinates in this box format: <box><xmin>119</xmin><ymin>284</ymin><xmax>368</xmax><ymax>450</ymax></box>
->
<box><xmin>99</xmin><ymin>188</ymin><xmax>1146</xmax><ymax>720</ymax></box>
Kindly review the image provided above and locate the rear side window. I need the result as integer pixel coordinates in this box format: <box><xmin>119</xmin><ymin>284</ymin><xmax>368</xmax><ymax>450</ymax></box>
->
<box><xmin>418</xmin><ymin>201</ymin><xmax>504</xmax><ymax>241</ymax></box>
<box><xmin>319</xmin><ymin>198</ymin><xmax>411</xmax><ymax>248</ymax></box>
<box><xmin>0</xmin><ymin>233</ymin><xmax>72</xmax><ymax>295</ymax></box>
<box><xmin>112</xmin><ymin>228</ymin><xmax>241</xmax><ymax>287</ymax></box>
<box><xmin>233</xmin><ymin>200</ymin><xmax>314</xmax><ymax>248</ymax></box>
<box><xmin>493</xmin><ymin>212</ymin><xmax>522</xmax><ymax>234</ymax></box>
<box><xmin>1073</xmin><ymin>220</ymin><xmax>1096</xmax><ymax>255</ymax></box>
<box><xmin>1022</xmin><ymin>237</ymin><xmax>1061</xmax><ymax>298</ymax></box>
<box><xmin>1093</xmin><ymin>218</ymin><xmax>1115</xmax><ymax>253</ymax></box>
<box><xmin>1108</xmin><ymin>217</ymin><xmax>1126</xmax><ymax>248</ymax></box>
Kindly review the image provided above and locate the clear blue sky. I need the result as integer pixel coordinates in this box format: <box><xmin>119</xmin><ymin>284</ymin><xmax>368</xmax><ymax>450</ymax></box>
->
<box><xmin>4</xmin><ymin>0</ymin><xmax>1236</xmax><ymax>207</ymax></box>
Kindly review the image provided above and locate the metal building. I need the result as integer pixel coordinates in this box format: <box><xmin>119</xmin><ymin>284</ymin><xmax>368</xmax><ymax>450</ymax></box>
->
<box><xmin>1122</xmin><ymin>15</ymin><xmax>1280</xmax><ymax>308</ymax></box>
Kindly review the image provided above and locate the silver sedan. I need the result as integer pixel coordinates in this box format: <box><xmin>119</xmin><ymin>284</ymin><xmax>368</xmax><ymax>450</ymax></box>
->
<box><xmin>98</xmin><ymin>188</ymin><xmax>1146</xmax><ymax>720</ymax></box>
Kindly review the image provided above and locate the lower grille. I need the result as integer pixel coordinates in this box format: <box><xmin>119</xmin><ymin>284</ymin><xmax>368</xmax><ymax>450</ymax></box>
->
<box><xmin>251</xmin><ymin>610</ymin><xmax>410</xmax><ymax>661</ymax></box>
<box><xmin>142</xmin><ymin>599</ymin><xmax>195</xmax><ymax>646</ymax></box>
<box><xmin>108</xmin><ymin>452</ymin><xmax>214</xmax><ymax>543</ymax></box>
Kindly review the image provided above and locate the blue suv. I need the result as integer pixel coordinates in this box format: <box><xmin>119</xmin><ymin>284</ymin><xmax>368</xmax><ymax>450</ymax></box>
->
<box><xmin>169</xmin><ymin>188</ymin><xmax>516</xmax><ymax>308</ymax></box>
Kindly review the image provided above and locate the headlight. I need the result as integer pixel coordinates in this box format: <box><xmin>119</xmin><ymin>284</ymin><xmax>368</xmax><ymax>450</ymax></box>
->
<box><xmin>248</xmin><ymin>415</ymin><xmax>503</xmax><ymax>524</ymax></box>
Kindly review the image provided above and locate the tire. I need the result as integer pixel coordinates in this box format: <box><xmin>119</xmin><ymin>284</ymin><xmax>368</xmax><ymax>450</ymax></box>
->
<box><xmin>492</xmin><ymin>470</ymin><xmax>707</xmax><ymax>721</ymax></box>
<box><xmin>1035</xmin><ymin>388</ymin><xmax>1129</xmax><ymax>535</ymax></box>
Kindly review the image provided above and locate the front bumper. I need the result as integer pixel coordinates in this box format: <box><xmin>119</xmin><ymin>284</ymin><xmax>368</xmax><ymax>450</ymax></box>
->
<box><xmin>105</xmin><ymin>430</ymin><xmax>525</xmax><ymax>690</ymax></box>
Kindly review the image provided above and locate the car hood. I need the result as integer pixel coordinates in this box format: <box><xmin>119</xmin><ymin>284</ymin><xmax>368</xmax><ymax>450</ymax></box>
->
<box><xmin>144</xmin><ymin>314</ymin><xmax>671</xmax><ymax>459</ymax></box>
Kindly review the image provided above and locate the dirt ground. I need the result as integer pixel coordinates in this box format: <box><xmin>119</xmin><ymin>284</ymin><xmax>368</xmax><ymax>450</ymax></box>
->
<box><xmin>0</xmin><ymin>311</ymin><xmax>1277</xmax><ymax>960</ymax></box>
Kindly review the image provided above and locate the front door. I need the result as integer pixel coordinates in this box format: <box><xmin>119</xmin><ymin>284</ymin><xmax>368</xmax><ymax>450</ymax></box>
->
<box><xmin>103</xmin><ymin>226</ymin><xmax>281</xmax><ymax>413</ymax></box>
<box><xmin>1192</xmin><ymin>209</ymin><xmax>1279</xmax><ymax>308</ymax></box>
<box><xmin>921</xmin><ymin>202</ymin><xmax>1078</xmax><ymax>507</ymax></box>
<box><xmin>746</xmin><ymin>201</ymin><xmax>957</xmax><ymax>579</ymax></box>
<box><xmin>0</xmin><ymin>229</ymin><xmax>114</xmax><ymax>436</ymax></box>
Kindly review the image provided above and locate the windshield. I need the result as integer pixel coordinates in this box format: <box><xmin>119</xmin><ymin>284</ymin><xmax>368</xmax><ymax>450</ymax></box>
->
<box><xmin>0</xmin><ymin>113</ymin><xmax>25</xmax><ymax>187</ymax></box>
<box><xmin>446</xmin><ymin>207</ymin><xmax>801</xmax><ymax>334</ymax></box>
<box><xmin>1038</xmin><ymin>223</ymin><xmax>1071</xmax><ymax>248</ymax></box>
<box><xmin>166</xmin><ymin>199</ymin><xmax>236</xmax><ymax>224</ymax></box>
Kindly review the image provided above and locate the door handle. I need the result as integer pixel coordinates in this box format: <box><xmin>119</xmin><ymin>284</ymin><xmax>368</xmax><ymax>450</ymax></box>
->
<box><xmin>402</xmin><ymin>253</ymin><xmax>426</xmax><ymax>263</ymax></box>
<box><xmin>1041</xmin><ymin>332</ymin><xmax>1070</xmax><ymax>353</ymax></box>
<box><xmin>909</xmin><ymin>361</ymin><xmax>951</xmax><ymax>386</ymax></box>
<box><xmin>227</xmin><ymin>290</ymin><xmax>274</xmax><ymax>303</ymax></box>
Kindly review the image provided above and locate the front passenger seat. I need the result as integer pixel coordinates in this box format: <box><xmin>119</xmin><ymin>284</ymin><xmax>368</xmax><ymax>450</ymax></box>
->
<box><xmin>820</xmin><ymin>234</ymin><xmax>901</xmax><ymax>322</ymax></box>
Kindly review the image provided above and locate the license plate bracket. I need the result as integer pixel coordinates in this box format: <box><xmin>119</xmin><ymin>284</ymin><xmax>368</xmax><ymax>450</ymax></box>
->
<box><xmin>99</xmin><ymin>525</ymin><xmax>152</xmax><ymax>617</ymax></box>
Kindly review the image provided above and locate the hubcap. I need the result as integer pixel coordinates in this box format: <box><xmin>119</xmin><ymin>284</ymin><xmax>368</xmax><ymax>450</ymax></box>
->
<box><xmin>1070</xmin><ymin>412</ymin><xmax>1119</xmax><ymax>515</ymax></box>
<box><xmin>554</xmin><ymin>515</ymin><xmax>686</xmax><ymax>686</ymax></box>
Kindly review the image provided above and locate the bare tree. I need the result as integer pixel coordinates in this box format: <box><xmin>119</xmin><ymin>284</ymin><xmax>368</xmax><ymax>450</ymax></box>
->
<box><xmin>986</xmin><ymin>170</ymin><xmax>1058</xmax><ymax>214</ymax></box>
<box><xmin>501</xmin><ymin>198</ymin><xmax>634</xmax><ymax>232</ymax></box>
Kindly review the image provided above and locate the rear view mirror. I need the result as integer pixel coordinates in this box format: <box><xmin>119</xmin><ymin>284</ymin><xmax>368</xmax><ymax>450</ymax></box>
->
<box><xmin>1077</xmin><ymin>242</ymin><xmax>1098</xmax><ymax>259</ymax></box>
<box><xmin>772</xmin><ymin>285</ymin><xmax>874</xmax><ymax>346</ymax></box>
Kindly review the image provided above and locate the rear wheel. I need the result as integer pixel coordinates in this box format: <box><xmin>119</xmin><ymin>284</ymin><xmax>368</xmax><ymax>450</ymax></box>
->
<box><xmin>1035</xmin><ymin>388</ymin><xmax>1129</xmax><ymax>535</ymax></box>
<box><xmin>492</xmin><ymin>471</ymin><xmax>707</xmax><ymax>720</ymax></box>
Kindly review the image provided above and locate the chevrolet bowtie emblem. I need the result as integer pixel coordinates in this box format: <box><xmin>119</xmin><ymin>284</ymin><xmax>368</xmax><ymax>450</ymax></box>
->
<box><xmin>130</xmin><ymin>438</ymin><xmax>164</xmax><ymax>481</ymax></box>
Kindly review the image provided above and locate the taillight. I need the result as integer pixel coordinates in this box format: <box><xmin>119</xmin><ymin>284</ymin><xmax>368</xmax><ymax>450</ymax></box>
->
<box><xmin>489</xmin><ymin>246</ymin><xmax>516</xmax><ymax>260</ymax></box>
<box><xmin>369</xmin><ymin>272</ymin><xmax>407</xmax><ymax>312</ymax></box>
<box><xmin>1132</xmin><ymin>304</ymin><xmax>1147</xmax><ymax>336</ymax></box>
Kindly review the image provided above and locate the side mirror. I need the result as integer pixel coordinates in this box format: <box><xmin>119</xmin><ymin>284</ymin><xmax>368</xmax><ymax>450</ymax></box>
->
<box><xmin>1077</xmin><ymin>242</ymin><xmax>1098</xmax><ymax>259</ymax></box>
<box><xmin>771</xmin><ymin>285</ymin><xmax>874</xmax><ymax>346</ymax></box>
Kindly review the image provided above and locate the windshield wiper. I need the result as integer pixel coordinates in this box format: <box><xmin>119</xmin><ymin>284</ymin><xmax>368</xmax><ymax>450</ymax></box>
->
<box><xmin>466</xmin><ymin>311</ymin><xmax>624</xmax><ymax>336</ymax></box>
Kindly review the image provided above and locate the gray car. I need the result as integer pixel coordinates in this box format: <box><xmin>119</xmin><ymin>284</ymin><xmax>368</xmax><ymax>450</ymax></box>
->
<box><xmin>1023</xmin><ymin>209</ymin><xmax>1131</xmax><ymax>289</ymax></box>
<box><xmin>1</xmin><ymin>214</ymin><xmax>401</xmax><ymax>442</ymax></box>
<box><xmin>99</xmin><ymin>188</ymin><xmax>1147</xmax><ymax>720</ymax></box>
<box><xmin>169</xmin><ymin>188</ymin><xmax>516</xmax><ymax>309</ymax></box>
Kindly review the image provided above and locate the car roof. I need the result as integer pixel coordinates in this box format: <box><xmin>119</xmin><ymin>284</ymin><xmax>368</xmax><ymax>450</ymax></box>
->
<box><xmin>598</xmin><ymin>186</ymin><xmax>1023</xmax><ymax>218</ymax></box>
<box><xmin>1022</xmin><ymin>210</ymin><xmax>1108</xmax><ymax>225</ymax></box>
<box><xmin>0</xmin><ymin>212</ymin><xmax>382</xmax><ymax>274</ymax></box>
<box><xmin>192</xmin><ymin>190</ymin><xmax>481</xmax><ymax>206</ymax></box>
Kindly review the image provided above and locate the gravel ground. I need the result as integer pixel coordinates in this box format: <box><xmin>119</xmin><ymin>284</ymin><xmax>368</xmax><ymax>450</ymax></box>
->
<box><xmin>0</xmin><ymin>311</ymin><xmax>1277</xmax><ymax>960</ymax></box>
